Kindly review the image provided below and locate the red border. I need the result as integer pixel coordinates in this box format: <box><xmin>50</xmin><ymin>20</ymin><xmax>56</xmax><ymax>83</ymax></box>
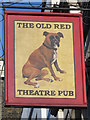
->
<box><xmin>5</xmin><ymin>11</ymin><xmax>87</xmax><ymax>107</ymax></box>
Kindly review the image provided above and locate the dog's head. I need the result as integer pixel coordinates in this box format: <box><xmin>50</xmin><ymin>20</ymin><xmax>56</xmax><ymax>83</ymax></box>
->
<box><xmin>43</xmin><ymin>31</ymin><xmax>64</xmax><ymax>48</ymax></box>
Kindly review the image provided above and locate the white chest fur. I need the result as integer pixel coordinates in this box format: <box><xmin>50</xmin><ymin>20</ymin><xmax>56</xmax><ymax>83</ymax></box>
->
<box><xmin>51</xmin><ymin>50</ymin><xmax>57</xmax><ymax>64</ymax></box>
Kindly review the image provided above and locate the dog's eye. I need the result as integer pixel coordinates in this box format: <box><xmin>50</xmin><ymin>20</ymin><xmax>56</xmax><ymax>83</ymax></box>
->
<box><xmin>50</xmin><ymin>36</ymin><xmax>54</xmax><ymax>40</ymax></box>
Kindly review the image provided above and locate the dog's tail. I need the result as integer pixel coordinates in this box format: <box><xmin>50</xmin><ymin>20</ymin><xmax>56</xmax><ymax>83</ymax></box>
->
<box><xmin>22</xmin><ymin>65</ymin><xmax>28</xmax><ymax>78</ymax></box>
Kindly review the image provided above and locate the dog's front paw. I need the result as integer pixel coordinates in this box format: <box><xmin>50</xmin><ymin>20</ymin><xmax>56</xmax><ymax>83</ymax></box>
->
<box><xmin>49</xmin><ymin>79</ymin><xmax>53</xmax><ymax>83</ymax></box>
<box><xmin>59</xmin><ymin>70</ymin><xmax>66</xmax><ymax>74</ymax></box>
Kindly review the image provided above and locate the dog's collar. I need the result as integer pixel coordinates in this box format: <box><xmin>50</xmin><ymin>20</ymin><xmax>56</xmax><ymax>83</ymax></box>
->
<box><xmin>43</xmin><ymin>43</ymin><xmax>57</xmax><ymax>51</ymax></box>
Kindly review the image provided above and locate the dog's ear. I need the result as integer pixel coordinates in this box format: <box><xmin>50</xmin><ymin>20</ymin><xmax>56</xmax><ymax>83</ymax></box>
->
<box><xmin>43</xmin><ymin>31</ymin><xmax>49</xmax><ymax>36</ymax></box>
<box><xmin>57</xmin><ymin>32</ymin><xmax>64</xmax><ymax>38</ymax></box>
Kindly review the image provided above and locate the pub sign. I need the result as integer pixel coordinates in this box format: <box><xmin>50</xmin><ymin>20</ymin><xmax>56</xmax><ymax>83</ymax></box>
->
<box><xmin>5</xmin><ymin>11</ymin><xmax>87</xmax><ymax>107</ymax></box>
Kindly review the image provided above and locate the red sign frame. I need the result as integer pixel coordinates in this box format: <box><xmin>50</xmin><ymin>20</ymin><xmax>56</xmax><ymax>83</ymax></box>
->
<box><xmin>5</xmin><ymin>11</ymin><xmax>87</xmax><ymax>107</ymax></box>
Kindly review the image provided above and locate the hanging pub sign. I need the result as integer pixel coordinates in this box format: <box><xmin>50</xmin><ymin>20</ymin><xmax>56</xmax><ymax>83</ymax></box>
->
<box><xmin>5</xmin><ymin>11</ymin><xmax>87</xmax><ymax>107</ymax></box>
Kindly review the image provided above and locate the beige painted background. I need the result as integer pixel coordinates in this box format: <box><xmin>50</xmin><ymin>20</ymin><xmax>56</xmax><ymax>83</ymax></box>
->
<box><xmin>15</xmin><ymin>21</ymin><xmax>75</xmax><ymax>98</ymax></box>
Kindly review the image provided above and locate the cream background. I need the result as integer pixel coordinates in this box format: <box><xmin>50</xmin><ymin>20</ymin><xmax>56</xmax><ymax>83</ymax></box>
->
<box><xmin>15</xmin><ymin>21</ymin><xmax>75</xmax><ymax>98</ymax></box>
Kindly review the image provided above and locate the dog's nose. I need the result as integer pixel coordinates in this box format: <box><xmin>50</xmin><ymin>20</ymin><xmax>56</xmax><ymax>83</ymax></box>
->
<box><xmin>57</xmin><ymin>43</ymin><xmax>59</xmax><ymax>47</ymax></box>
<box><xmin>62</xmin><ymin>35</ymin><xmax>64</xmax><ymax>38</ymax></box>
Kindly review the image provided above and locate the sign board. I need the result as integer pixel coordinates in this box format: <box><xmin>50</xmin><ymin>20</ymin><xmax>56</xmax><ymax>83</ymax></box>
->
<box><xmin>5</xmin><ymin>11</ymin><xmax>87</xmax><ymax>107</ymax></box>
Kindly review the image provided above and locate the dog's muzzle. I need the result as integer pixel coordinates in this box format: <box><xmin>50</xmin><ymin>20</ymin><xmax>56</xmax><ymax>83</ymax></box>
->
<box><xmin>55</xmin><ymin>41</ymin><xmax>59</xmax><ymax>47</ymax></box>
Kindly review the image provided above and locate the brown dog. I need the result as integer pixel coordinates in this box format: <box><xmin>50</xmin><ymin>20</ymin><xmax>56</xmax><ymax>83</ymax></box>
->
<box><xmin>22</xmin><ymin>31</ymin><xmax>65</xmax><ymax>88</ymax></box>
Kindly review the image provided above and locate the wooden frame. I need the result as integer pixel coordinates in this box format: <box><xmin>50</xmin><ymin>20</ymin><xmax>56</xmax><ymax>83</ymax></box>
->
<box><xmin>5</xmin><ymin>11</ymin><xmax>87</xmax><ymax>107</ymax></box>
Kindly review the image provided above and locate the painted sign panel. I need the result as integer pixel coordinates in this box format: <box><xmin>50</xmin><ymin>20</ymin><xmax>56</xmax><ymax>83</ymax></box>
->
<box><xmin>5</xmin><ymin>12</ymin><xmax>87</xmax><ymax>107</ymax></box>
